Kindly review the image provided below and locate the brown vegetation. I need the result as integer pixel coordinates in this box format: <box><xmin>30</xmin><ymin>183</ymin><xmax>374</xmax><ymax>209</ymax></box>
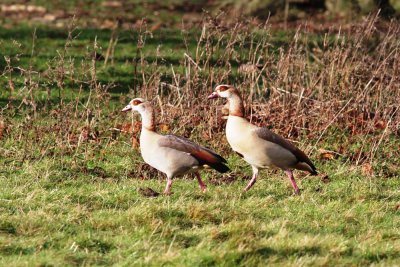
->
<box><xmin>1</xmin><ymin>14</ymin><xmax>399</xmax><ymax>179</ymax></box>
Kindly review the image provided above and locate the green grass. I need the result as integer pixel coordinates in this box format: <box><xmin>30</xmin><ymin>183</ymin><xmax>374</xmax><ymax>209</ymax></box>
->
<box><xmin>1</xmin><ymin>148</ymin><xmax>399</xmax><ymax>266</ymax></box>
<box><xmin>1</xmin><ymin>23</ymin><xmax>400</xmax><ymax>266</ymax></box>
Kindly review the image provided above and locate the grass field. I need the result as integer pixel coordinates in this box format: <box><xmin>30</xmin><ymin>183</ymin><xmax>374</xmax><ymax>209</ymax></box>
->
<box><xmin>1</xmin><ymin>154</ymin><xmax>399</xmax><ymax>266</ymax></box>
<box><xmin>1</xmin><ymin>12</ymin><xmax>400</xmax><ymax>266</ymax></box>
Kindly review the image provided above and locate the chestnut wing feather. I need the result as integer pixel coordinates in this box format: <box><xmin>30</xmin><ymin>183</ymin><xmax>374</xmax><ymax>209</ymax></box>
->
<box><xmin>158</xmin><ymin>135</ymin><xmax>229</xmax><ymax>173</ymax></box>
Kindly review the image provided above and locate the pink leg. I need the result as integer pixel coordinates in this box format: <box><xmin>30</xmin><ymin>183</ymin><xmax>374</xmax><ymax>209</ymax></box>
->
<box><xmin>164</xmin><ymin>177</ymin><xmax>173</xmax><ymax>195</ymax></box>
<box><xmin>244</xmin><ymin>166</ymin><xmax>259</xmax><ymax>192</ymax></box>
<box><xmin>285</xmin><ymin>170</ymin><xmax>300</xmax><ymax>195</ymax></box>
<box><xmin>195</xmin><ymin>172</ymin><xmax>207</xmax><ymax>193</ymax></box>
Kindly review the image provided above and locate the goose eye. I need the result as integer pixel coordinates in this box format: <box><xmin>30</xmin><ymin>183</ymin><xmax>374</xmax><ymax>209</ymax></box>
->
<box><xmin>133</xmin><ymin>100</ymin><xmax>142</xmax><ymax>106</ymax></box>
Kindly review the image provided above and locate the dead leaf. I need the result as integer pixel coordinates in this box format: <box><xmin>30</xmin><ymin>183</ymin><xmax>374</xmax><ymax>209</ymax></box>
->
<box><xmin>115</xmin><ymin>122</ymin><xmax>140</xmax><ymax>134</ymax></box>
<box><xmin>321</xmin><ymin>174</ymin><xmax>330</xmax><ymax>183</ymax></box>
<box><xmin>50</xmin><ymin>109</ymin><xmax>60</xmax><ymax>117</ymax></box>
<box><xmin>159</xmin><ymin>123</ymin><xmax>170</xmax><ymax>132</ymax></box>
<box><xmin>26</xmin><ymin>5</ymin><xmax>46</xmax><ymax>13</ymax></box>
<box><xmin>138</xmin><ymin>187</ymin><xmax>160</xmax><ymax>197</ymax></box>
<box><xmin>1</xmin><ymin>4</ymin><xmax>46</xmax><ymax>13</ymax></box>
<box><xmin>209</xmin><ymin>173</ymin><xmax>237</xmax><ymax>185</ymax></box>
<box><xmin>68</xmin><ymin>132</ymin><xmax>78</xmax><ymax>144</ymax></box>
<box><xmin>374</xmin><ymin>120</ymin><xmax>386</xmax><ymax>130</ymax></box>
<box><xmin>43</xmin><ymin>14</ymin><xmax>56</xmax><ymax>21</ymax></box>
<box><xmin>151</xmin><ymin>22</ymin><xmax>162</xmax><ymax>31</ymax></box>
<box><xmin>120</xmin><ymin>123</ymin><xmax>133</xmax><ymax>133</ymax></box>
<box><xmin>361</xmin><ymin>163</ymin><xmax>374</xmax><ymax>176</ymax></box>
<box><xmin>101</xmin><ymin>19</ymin><xmax>117</xmax><ymax>29</ymax></box>
<box><xmin>319</xmin><ymin>150</ymin><xmax>335</xmax><ymax>160</ymax></box>
<box><xmin>79</xmin><ymin>126</ymin><xmax>98</xmax><ymax>143</ymax></box>
<box><xmin>201</xmin><ymin>131</ymin><xmax>210</xmax><ymax>140</ymax></box>
<box><xmin>0</xmin><ymin>120</ymin><xmax>5</xmax><ymax>140</ymax></box>
<box><xmin>133</xmin><ymin>122</ymin><xmax>141</xmax><ymax>133</ymax></box>
<box><xmin>131</xmin><ymin>136</ymin><xmax>139</xmax><ymax>149</ymax></box>
<box><xmin>101</xmin><ymin>1</ymin><xmax>122</xmax><ymax>8</ymax></box>
<box><xmin>79</xmin><ymin>128</ymin><xmax>89</xmax><ymax>142</ymax></box>
<box><xmin>191</xmin><ymin>116</ymin><xmax>202</xmax><ymax>126</ymax></box>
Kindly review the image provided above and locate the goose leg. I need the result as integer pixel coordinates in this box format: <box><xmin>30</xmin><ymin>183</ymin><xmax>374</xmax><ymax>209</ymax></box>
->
<box><xmin>164</xmin><ymin>176</ymin><xmax>173</xmax><ymax>195</ymax></box>
<box><xmin>244</xmin><ymin>166</ymin><xmax>259</xmax><ymax>192</ymax></box>
<box><xmin>285</xmin><ymin>170</ymin><xmax>300</xmax><ymax>195</ymax></box>
<box><xmin>195</xmin><ymin>172</ymin><xmax>207</xmax><ymax>193</ymax></box>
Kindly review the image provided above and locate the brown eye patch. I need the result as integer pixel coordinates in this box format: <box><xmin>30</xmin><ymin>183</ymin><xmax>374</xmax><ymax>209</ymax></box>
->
<box><xmin>218</xmin><ymin>85</ymin><xmax>229</xmax><ymax>92</ymax></box>
<box><xmin>133</xmin><ymin>99</ymin><xmax>142</xmax><ymax>106</ymax></box>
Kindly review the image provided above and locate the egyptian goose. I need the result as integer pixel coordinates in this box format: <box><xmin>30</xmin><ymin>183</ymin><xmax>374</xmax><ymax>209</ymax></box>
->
<box><xmin>122</xmin><ymin>98</ymin><xmax>229</xmax><ymax>194</ymax></box>
<box><xmin>208</xmin><ymin>85</ymin><xmax>317</xmax><ymax>194</ymax></box>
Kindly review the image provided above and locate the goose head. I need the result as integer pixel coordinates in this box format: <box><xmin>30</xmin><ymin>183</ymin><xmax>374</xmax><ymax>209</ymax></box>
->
<box><xmin>207</xmin><ymin>84</ymin><xmax>236</xmax><ymax>99</ymax></box>
<box><xmin>121</xmin><ymin>98</ymin><xmax>148</xmax><ymax>113</ymax></box>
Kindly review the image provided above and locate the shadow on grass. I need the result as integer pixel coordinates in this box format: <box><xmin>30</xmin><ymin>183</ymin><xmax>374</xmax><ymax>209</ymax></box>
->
<box><xmin>233</xmin><ymin>245</ymin><xmax>322</xmax><ymax>263</ymax></box>
<box><xmin>0</xmin><ymin>26</ymin><xmax>195</xmax><ymax>46</ymax></box>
